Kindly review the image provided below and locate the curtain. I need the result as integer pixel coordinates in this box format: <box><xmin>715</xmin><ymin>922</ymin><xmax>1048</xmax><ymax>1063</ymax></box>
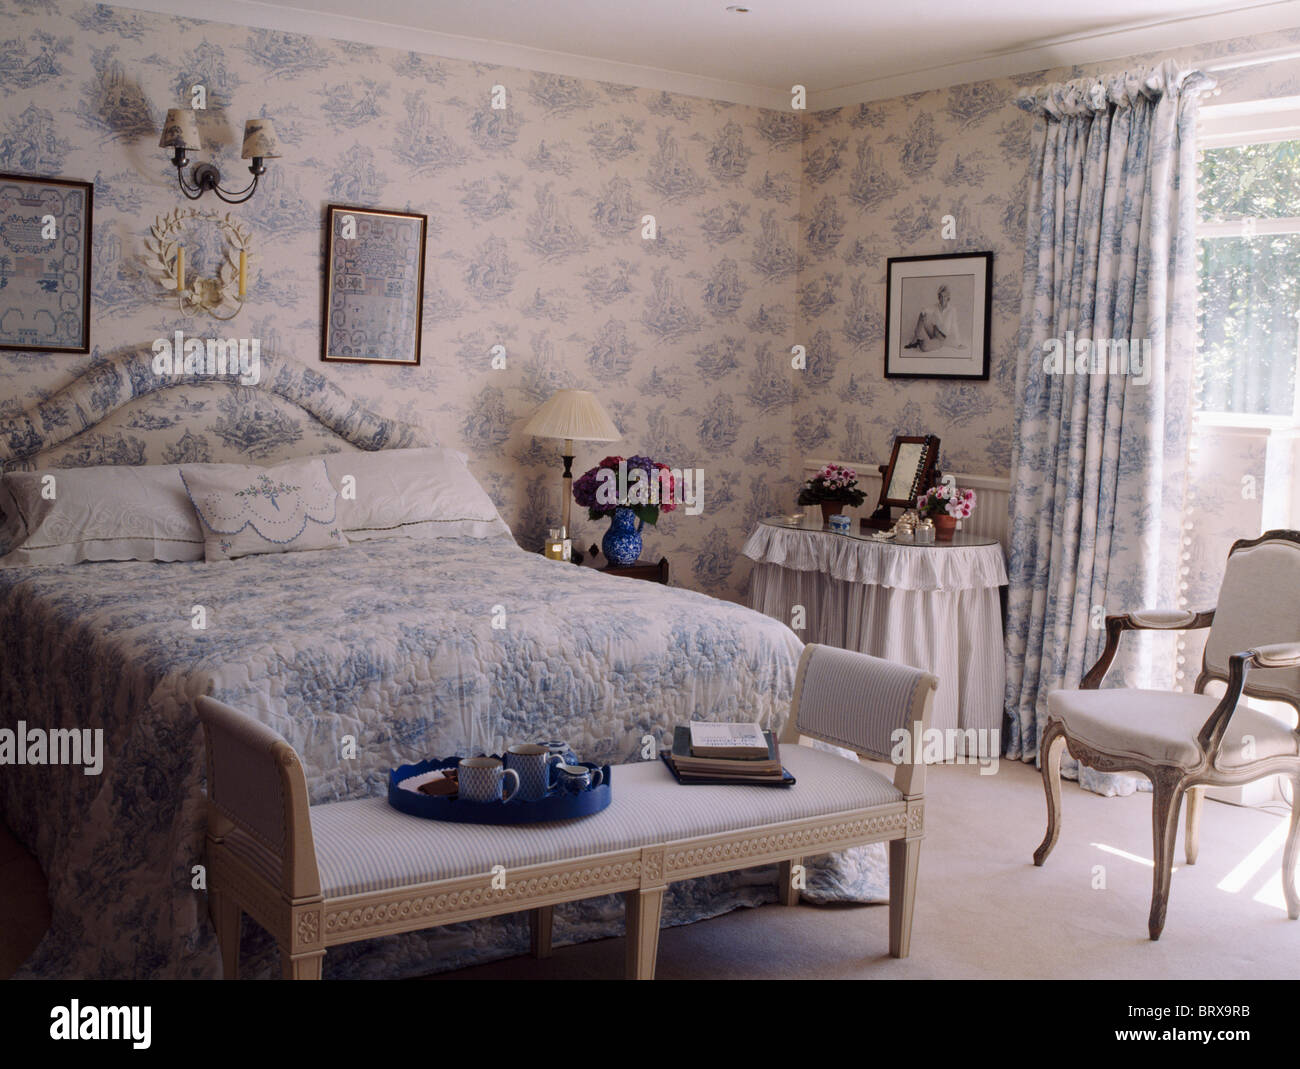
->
<box><xmin>1004</xmin><ymin>61</ymin><xmax>1214</xmax><ymax>795</ymax></box>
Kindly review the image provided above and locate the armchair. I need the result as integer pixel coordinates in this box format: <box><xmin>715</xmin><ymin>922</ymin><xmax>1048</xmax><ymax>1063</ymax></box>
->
<box><xmin>1034</xmin><ymin>530</ymin><xmax>1300</xmax><ymax>939</ymax></box>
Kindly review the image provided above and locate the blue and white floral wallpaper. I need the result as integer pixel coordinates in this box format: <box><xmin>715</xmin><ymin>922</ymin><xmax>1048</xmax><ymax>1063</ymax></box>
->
<box><xmin>792</xmin><ymin>30</ymin><xmax>1300</xmax><ymax>483</ymax></box>
<box><xmin>0</xmin><ymin>0</ymin><xmax>804</xmax><ymax>599</ymax></box>
<box><xmin>2</xmin><ymin>0</ymin><xmax>1299</xmax><ymax>602</ymax></box>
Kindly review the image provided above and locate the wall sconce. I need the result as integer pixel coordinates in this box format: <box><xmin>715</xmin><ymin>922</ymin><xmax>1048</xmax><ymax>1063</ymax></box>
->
<box><xmin>146</xmin><ymin>207</ymin><xmax>258</xmax><ymax>320</ymax></box>
<box><xmin>159</xmin><ymin>109</ymin><xmax>281</xmax><ymax>205</ymax></box>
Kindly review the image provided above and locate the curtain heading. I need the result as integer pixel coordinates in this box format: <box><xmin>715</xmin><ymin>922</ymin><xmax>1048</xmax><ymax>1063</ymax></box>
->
<box><xmin>1017</xmin><ymin>59</ymin><xmax>1216</xmax><ymax>118</ymax></box>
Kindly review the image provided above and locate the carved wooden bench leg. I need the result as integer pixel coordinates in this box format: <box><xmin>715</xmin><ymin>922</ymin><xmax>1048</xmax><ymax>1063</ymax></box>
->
<box><xmin>530</xmin><ymin>905</ymin><xmax>554</xmax><ymax>958</ymax></box>
<box><xmin>625</xmin><ymin>888</ymin><xmax>665</xmax><ymax>980</ymax></box>
<box><xmin>777</xmin><ymin>857</ymin><xmax>803</xmax><ymax>906</ymax></box>
<box><xmin>209</xmin><ymin>889</ymin><xmax>241</xmax><ymax>980</ymax></box>
<box><xmin>282</xmin><ymin>948</ymin><xmax>325</xmax><ymax>979</ymax></box>
<box><xmin>889</xmin><ymin>836</ymin><xmax>921</xmax><ymax>958</ymax></box>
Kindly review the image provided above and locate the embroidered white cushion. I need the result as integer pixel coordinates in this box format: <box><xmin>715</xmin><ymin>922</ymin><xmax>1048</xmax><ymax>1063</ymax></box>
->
<box><xmin>322</xmin><ymin>447</ymin><xmax>511</xmax><ymax>542</ymax></box>
<box><xmin>180</xmin><ymin>457</ymin><xmax>347</xmax><ymax>561</ymax></box>
<box><xmin>0</xmin><ymin>464</ymin><xmax>205</xmax><ymax>566</ymax></box>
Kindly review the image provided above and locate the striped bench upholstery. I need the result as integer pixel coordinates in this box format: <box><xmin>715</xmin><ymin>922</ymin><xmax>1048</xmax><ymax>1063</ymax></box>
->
<box><xmin>309</xmin><ymin>746</ymin><xmax>901</xmax><ymax>897</ymax></box>
<box><xmin>790</xmin><ymin>642</ymin><xmax>936</xmax><ymax>761</ymax></box>
<box><xmin>196</xmin><ymin>643</ymin><xmax>937</xmax><ymax>980</ymax></box>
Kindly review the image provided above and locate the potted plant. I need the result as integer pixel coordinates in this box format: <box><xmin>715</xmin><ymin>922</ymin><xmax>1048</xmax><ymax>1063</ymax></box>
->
<box><xmin>916</xmin><ymin>482</ymin><xmax>976</xmax><ymax>541</ymax></box>
<box><xmin>797</xmin><ymin>463</ymin><xmax>866</xmax><ymax>524</ymax></box>
<box><xmin>572</xmin><ymin>454</ymin><xmax>678</xmax><ymax>566</ymax></box>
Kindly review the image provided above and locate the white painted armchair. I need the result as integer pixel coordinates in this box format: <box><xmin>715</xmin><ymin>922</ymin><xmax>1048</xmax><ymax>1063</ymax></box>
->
<box><xmin>1035</xmin><ymin>530</ymin><xmax>1300</xmax><ymax>939</ymax></box>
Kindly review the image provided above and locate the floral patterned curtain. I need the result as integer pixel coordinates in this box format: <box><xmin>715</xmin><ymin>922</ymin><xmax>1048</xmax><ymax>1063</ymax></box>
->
<box><xmin>1004</xmin><ymin>61</ymin><xmax>1214</xmax><ymax>795</ymax></box>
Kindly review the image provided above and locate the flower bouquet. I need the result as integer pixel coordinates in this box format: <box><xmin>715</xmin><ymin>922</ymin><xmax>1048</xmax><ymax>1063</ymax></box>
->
<box><xmin>797</xmin><ymin>463</ymin><xmax>867</xmax><ymax>523</ymax></box>
<box><xmin>915</xmin><ymin>482</ymin><xmax>976</xmax><ymax>541</ymax></box>
<box><xmin>573</xmin><ymin>454</ymin><xmax>677</xmax><ymax>566</ymax></box>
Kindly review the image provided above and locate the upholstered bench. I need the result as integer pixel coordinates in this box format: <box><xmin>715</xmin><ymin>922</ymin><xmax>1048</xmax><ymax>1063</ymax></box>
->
<box><xmin>196</xmin><ymin>643</ymin><xmax>938</xmax><ymax>979</ymax></box>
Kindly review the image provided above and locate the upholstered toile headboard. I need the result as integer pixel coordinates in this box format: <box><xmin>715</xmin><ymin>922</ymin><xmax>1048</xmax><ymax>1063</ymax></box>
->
<box><xmin>0</xmin><ymin>350</ymin><xmax>430</xmax><ymax>472</ymax></box>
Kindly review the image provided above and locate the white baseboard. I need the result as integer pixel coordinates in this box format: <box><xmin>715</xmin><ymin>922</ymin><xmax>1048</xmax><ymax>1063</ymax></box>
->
<box><xmin>1206</xmin><ymin>777</ymin><xmax>1283</xmax><ymax>807</ymax></box>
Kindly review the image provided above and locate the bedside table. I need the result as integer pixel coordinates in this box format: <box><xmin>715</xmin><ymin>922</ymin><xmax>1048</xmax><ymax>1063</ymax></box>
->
<box><xmin>583</xmin><ymin>545</ymin><xmax>670</xmax><ymax>585</ymax></box>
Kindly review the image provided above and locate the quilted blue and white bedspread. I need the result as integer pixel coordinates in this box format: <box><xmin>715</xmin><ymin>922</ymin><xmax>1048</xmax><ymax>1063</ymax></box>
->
<box><xmin>0</xmin><ymin>535</ymin><xmax>888</xmax><ymax>979</ymax></box>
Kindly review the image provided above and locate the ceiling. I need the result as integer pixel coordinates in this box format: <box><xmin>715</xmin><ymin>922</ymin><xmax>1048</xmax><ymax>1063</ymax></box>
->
<box><xmin>126</xmin><ymin>0</ymin><xmax>1300</xmax><ymax>105</ymax></box>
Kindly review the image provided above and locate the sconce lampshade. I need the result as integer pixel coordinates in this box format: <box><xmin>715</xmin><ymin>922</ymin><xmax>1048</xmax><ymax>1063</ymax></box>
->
<box><xmin>159</xmin><ymin>108</ymin><xmax>201</xmax><ymax>150</ymax></box>
<box><xmin>523</xmin><ymin>389</ymin><xmax>621</xmax><ymax>443</ymax></box>
<box><xmin>241</xmin><ymin>119</ymin><xmax>281</xmax><ymax>159</ymax></box>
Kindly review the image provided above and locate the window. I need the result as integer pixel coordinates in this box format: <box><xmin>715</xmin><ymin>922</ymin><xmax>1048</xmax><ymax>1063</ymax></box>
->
<box><xmin>1197</xmin><ymin>100</ymin><xmax>1300</xmax><ymax>422</ymax></box>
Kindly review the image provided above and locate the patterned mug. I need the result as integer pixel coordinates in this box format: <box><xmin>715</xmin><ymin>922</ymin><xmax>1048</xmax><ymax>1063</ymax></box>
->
<box><xmin>504</xmin><ymin>744</ymin><xmax>564</xmax><ymax>802</ymax></box>
<box><xmin>457</xmin><ymin>757</ymin><xmax>520</xmax><ymax>804</ymax></box>
<box><xmin>555</xmin><ymin>764</ymin><xmax>604</xmax><ymax>794</ymax></box>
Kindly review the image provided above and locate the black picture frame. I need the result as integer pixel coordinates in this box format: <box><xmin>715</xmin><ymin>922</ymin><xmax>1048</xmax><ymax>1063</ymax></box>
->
<box><xmin>321</xmin><ymin>203</ymin><xmax>427</xmax><ymax>367</ymax></box>
<box><xmin>0</xmin><ymin>173</ymin><xmax>93</xmax><ymax>354</ymax></box>
<box><xmin>884</xmin><ymin>251</ymin><xmax>992</xmax><ymax>381</ymax></box>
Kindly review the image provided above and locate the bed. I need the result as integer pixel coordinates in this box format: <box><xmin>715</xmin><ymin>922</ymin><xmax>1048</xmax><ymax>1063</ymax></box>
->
<box><xmin>0</xmin><ymin>351</ymin><xmax>887</xmax><ymax>979</ymax></box>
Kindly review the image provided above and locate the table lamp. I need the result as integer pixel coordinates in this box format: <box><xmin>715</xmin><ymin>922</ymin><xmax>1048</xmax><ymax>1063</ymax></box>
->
<box><xmin>523</xmin><ymin>389</ymin><xmax>621</xmax><ymax>542</ymax></box>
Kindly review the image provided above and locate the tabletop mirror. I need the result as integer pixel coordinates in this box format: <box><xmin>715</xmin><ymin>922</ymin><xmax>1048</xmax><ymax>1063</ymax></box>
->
<box><xmin>862</xmin><ymin>434</ymin><xmax>940</xmax><ymax>529</ymax></box>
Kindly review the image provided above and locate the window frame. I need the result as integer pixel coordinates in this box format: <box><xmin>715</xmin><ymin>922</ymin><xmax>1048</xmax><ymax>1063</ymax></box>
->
<box><xmin>1195</xmin><ymin>98</ymin><xmax>1300</xmax><ymax>429</ymax></box>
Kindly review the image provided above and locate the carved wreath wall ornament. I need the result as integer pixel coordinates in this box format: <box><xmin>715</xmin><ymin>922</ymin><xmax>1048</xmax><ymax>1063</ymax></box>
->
<box><xmin>145</xmin><ymin>207</ymin><xmax>258</xmax><ymax>320</ymax></box>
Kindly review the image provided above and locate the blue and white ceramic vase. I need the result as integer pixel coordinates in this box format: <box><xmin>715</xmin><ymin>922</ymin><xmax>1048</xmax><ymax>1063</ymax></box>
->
<box><xmin>602</xmin><ymin>507</ymin><xmax>643</xmax><ymax>566</ymax></box>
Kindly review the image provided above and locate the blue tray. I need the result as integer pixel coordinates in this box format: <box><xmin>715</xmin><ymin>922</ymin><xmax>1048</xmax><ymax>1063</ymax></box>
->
<box><xmin>388</xmin><ymin>756</ymin><xmax>612</xmax><ymax>824</ymax></box>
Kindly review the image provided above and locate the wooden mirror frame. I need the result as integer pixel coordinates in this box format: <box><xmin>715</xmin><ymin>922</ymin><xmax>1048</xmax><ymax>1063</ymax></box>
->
<box><xmin>862</xmin><ymin>434</ymin><xmax>940</xmax><ymax>529</ymax></box>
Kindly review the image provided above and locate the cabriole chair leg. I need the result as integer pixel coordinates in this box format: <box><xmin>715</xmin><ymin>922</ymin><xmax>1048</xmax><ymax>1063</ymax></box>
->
<box><xmin>1184</xmin><ymin>786</ymin><xmax>1204</xmax><ymax>865</ymax></box>
<box><xmin>1148</xmin><ymin>771</ymin><xmax>1186</xmax><ymax>941</ymax></box>
<box><xmin>1283</xmin><ymin>774</ymin><xmax>1300</xmax><ymax>921</ymax></box>
<box><xmin>1034</xmin><ymin>728</ymin><xmax>1066</xmax><ymax>867</ymax></box>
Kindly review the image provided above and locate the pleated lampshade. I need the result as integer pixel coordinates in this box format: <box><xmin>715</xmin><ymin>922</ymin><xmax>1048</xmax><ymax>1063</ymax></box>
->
<box><xmin>523</xmin><ymin>389</ymin><xmax>621</xmax><ymax>442</ymax></box>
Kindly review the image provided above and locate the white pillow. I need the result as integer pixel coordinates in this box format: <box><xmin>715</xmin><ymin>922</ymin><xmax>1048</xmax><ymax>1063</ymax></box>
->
<box><xmin>0</xmin><ymin>464</ymin><xmax>204</xmax><ymax>566</ymax></box>
<box><xmin>180</xmin><ymin>457</ymin><xmax>347</xmax><ymax>561</ymax></box>
<box><xmin>323</xmin><ymin>446</ymin><xmax>511</xmax><ymax>542</ymax></box>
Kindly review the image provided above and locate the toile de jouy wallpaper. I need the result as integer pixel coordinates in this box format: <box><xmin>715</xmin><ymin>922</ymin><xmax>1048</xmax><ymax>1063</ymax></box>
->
<box><xmin>1</xmin><ymin>0</ymin><xmax>1298</xmax><ymax>601</ymax></box>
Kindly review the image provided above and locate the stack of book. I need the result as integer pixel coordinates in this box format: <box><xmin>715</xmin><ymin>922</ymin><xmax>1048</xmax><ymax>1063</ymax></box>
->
<box><xmin>662</xmin><ymin>721</ymin><xmax>790</xmax><ymax>786</ymax></box>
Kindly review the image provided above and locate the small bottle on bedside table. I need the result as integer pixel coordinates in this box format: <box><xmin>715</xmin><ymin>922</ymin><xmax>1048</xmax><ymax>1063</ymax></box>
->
<box><xmin>544</xmin><ymin>527</ymin><xmax>572</xmax><ymax>561</ymax></box>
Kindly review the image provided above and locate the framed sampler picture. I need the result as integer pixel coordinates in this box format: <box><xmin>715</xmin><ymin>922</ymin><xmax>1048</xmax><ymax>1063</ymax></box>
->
<box><xmin>884</xmin><ymin>251</ymin><xmax>992</xmax><ymax>381</ymax></box>
<box><xmin>321</xmin><ymin>204</ymin><xmax>427</xmax><ymax>366</ymax></box>
<box><xmin>0</xmin><ymin>173</ymin><xmax>93</xmax><ymax>353</ymax></box>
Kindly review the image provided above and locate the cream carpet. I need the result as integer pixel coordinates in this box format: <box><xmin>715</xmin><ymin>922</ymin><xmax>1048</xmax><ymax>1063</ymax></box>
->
<box><xmin>428</xmin><ymin>757</ymin><xmax>1300</xmax><ymax>980</ymax></box>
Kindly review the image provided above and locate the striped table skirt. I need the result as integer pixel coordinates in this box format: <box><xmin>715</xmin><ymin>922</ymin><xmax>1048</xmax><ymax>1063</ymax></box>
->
<box><xmin>744</xmin><ymin>544</ymin><xmax>1006</xmax><ymax>755</ymax></box>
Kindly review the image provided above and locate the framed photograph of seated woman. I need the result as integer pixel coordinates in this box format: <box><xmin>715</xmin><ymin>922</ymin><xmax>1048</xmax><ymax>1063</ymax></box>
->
<box><xmin>884</xmin><ymin>251</ymin><xmax>992</xmax><ymax>380</ymax></box>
